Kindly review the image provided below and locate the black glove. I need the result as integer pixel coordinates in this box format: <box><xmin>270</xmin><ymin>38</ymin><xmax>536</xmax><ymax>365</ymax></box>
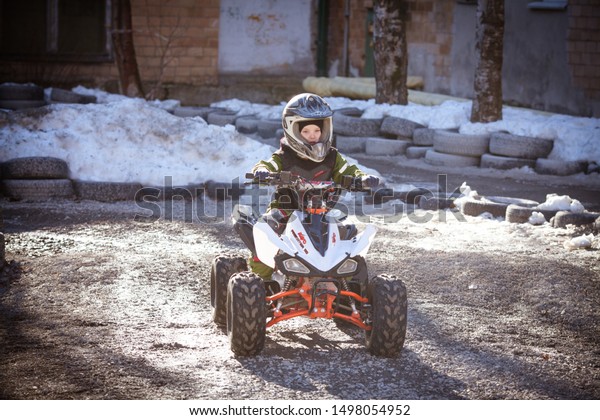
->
<box><xmin>253</xmin><ymin>169</ymin><xmax>270</xmax><ymax>181</ymax></box>
<box><xmin>361</xmin><ymin>175</ymin><xmax>380</xmax><ymax>189</ymax></box>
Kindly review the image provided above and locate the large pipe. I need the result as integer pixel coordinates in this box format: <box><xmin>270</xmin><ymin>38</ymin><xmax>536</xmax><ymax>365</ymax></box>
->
<box><xmin>317</xmin><ymin>0</ymin><xmax>329</xmax><ymax>76</ymax></box>
<box><xmin>342</xmin><ymin>0</ymin><xmax>350</xmax><ymax>77</ymax></box>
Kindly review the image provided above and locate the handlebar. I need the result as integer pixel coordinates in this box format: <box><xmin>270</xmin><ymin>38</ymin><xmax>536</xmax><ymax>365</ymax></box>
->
<box><xmin>244</xmin><ymin>171</ymin><xmax>369</xmax><ymax>192</ymax></box>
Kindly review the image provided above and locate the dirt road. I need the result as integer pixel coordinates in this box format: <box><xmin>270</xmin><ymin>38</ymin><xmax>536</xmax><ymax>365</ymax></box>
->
<box><xmin>1</xmin><ymin>160</ymin><xmax>599</xmax><ymax>400</ymax></box>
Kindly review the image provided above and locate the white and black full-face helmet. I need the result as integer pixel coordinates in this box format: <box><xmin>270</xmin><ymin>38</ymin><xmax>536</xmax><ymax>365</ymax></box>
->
<box><xmin>282</xmin><ymin>93</ymin><xmax>333</xmax><ymax>162</ymax></box>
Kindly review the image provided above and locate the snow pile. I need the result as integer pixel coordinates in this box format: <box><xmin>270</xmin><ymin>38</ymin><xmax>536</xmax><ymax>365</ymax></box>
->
<box><xmin>537</xmin><ymin>194</ymin><xmax>585</xmax><ymax>213</ymax></box>
<box><xmin>452</xmin><ymin>182</ymin><xmax>477</xmax><ymax>212</ymax></box>
<box><xmin>210</xmin><ymin>98</ymin><xmax>283</xmax><ymax>120</ymax></box>
<box><xmin>563</xmin><ymin>234</ymin><xmax>595</xmax><ymax>251</ymax></box>
<box><xmin>528</xmin><ymin>212</ymin><xmax>547</xmax><ymax>225</ymax></box>
<box><xmin>0</xmin><ymin>98</ymin><xmax>275</xmax><ymax>185</ymax></box>
<box><xmin>361</xmin><ymin>99</ymin><xmax>600</xmax><ymax>163</ymax></box>
<box><xmin>1</xmin><ymin>87</ymin><xmax>600</xmax><ymax>185</ymax></box>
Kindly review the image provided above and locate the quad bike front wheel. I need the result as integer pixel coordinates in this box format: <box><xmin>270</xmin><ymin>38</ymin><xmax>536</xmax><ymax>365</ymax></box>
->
<box><xmin>365</xmin><ymin>274</ymin><xmax>408</xmax><ymax>357</ymax></box>
<box><xmin>227</xmin><ymin>271</ymin><xmax>266</xmax><ymax>356</ymax></box>
<box><xmin>210</xmin><ymin>254</ymin><xmax>247</xmax><ymax>326</ymax></box>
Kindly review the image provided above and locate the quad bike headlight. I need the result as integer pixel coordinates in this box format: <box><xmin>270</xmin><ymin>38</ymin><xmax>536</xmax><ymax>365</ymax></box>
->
<box><xmin>337</xmin><ymin>258</ymin><xmax>358</xmax><ymax>275</ymax></box>
<box><xmin>282</xmin><ymin>258</ymin><xmax>311</xmax><ymax>274</ymax></box>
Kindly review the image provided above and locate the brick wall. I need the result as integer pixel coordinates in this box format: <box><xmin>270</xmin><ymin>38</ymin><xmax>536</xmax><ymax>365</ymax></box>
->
<box><xmin>567</xmin><ymin>0</ymin><xmax>600</xmax><ymax>99</ymax></box>
<box><xmin>0</xmin><ymin>0</ymin><xmax>220</xmax><ymax>93</ymax></box>
<box><xmin>131</xmin><ymin>0</ymin><xmax>220</xmax><ymax>87</ymax></box>
<box><xmin>406</xmin><ymin>0</ymin><xmax>454</xmax><ymax>90</ymax></box>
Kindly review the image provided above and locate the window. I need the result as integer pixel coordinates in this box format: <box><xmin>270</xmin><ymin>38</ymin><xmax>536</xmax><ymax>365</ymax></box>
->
<box><xmin>0</xmin><ymin>0</ymin><xmax>111</xmax><ymax>61</ymax></box>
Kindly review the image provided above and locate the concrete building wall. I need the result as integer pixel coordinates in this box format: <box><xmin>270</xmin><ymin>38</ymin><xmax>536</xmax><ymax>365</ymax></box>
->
<box><xmin>217</xmin><ymin>0</ymin><xmax>314</xmax><ymax>75</ymax></box>
<box><xmin>502</xmin><ymin>2</ymin><xmax>579</xmax><ymax>114</ymax></box>
<box><xmin>448</xmin><ymin>0</ymin><xmax>599</xmax><ymax>116</ymax></box>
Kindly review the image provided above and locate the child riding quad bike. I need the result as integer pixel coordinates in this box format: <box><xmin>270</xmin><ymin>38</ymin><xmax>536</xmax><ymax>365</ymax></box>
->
<box><xmin>210</xmin><ymin>93</ymin><xmax>407</xmax><ymax>357</ymax></box>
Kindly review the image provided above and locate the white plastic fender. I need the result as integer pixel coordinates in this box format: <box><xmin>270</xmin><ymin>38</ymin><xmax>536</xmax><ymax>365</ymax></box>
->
<box><xmin>253</xmin><ymin>210</ymin><xmax>378</xmax><ymax>272</ymax></box>
<box><xmin>253</xmin><ymin>220</ymin><xmax>296</xmax><ymax>269</ymax></box>
<box><xmin>349</xmin><ymin>224</ymin><xmax>377</xmax><ymax>257</ymax></box>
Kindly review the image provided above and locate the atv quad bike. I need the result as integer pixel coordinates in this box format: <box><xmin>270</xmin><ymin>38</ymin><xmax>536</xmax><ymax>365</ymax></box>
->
<box><xmin>210</xmin><ymin>171</ymin><xmax>407</xmax><ymax>357</ymax></box>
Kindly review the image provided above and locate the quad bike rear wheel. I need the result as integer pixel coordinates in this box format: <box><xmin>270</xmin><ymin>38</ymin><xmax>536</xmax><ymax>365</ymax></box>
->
<box><xmin>210</xmin><ymin>254</ymin><xmax>247</xmax><ymax>326</ymax></box>
<box><xmin>365</xmin><ymin>274</ymin><xmax>408</xmax><ymax>357</ymax></box>
<box><xmin>227</xmin><ymin>271</ymin><xmax>266</xmax><ymax>356</ymax></box>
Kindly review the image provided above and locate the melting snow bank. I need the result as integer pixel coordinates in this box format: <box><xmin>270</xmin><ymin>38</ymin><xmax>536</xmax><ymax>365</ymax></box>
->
<box><xmin>1</xmin><ymin>87</ymin><xmax>599</xmax><ymax>184</ymax></box>
<box><xmin>0</xmin><ymin>99</ymin><xmax>277</xmax><ymax>185</ymax></box>
<box><xmin>359</xmin><ymin>99</ymin><xmax>600</xmax><ymax>163</ymax></box>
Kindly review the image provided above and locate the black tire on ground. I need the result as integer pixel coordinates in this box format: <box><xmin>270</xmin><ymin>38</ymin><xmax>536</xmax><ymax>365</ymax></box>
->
<box><xmin>2</xmin><ymin>157</ymin><xmax>70</xmax><ymax>180</ymax></box>
<box><xmin>335</xmin><ymin>136</ymin><xmax>367</xmax><ymax>153</ymax></box>
<box><xmin>405</xmin><ymin>146</ymin><xmax>431</xmax><ymax>159</ymax></box>
<box><xmin>227</xmin><ymin>271</ymin><xmax>266</xmax><ymax>356</ymax></box>
<box><xmin>412</xmin><ymin>128</ymin><xmax>436</xmax><ymax>146</ymax></box>
<box><xmin>394</xmin><ymin>187</ymin><xmax>432</xmax><ymax>205</ymax></box>
<box><xmin>550</xmin><ymin>211</ymin><xmax>600</xmax><ymax>228</ymax></box>
<box><xmin>257</xmin><ymin>119</ymin><xmax>282</xmax><ymax>139</ymax></box>
<box><xmin>433</xmin><ymin>130</ymin><xmax>490</xmax><ymax>157</ymax></box>
<box><xmin>505</xmin><ymin>204</ymin><xmax>559</xmax><ymax>224</ymax></box>
<box><xmin>207</xmin><ymin>110</ymin><xmax>238</xmax><ymax>126</ymax></box>
<box><xmin>49</xmin><ymin>88</ymin><xmax>96</xmax><ymax>104</ymax></box>
<box><xmin>535</xmin><ymin>158</ymin><xmax>588</xmax><ymax>176</ymax></box>
<box><xmin>489</xmin><ymin>132</ymin><xmax>554</xmax><ymax>159</ymax></box>
<box><xmin>480</xmin><ymin>153</ymin><xmax>536</xmax><ymax>170</ymax></box>
<box><xmin>418</xmin><ymin>193</ymin><xmax>456</xmax><ymax>210</ymax></box>
<box><xmin>0</xmin><ymin>99</ymin><xmax>46</xmax><ymax>110</ymax></box>
<box><xmin>172</xmin><ymin>106</ymin><xmax>216</xmax><ymax>119</ymax></box>
<box><xmin>365</xmin><ymin>274</ymin><xmax>407</xmax><ymax>357</ymax></box>
<box><xmin>73</xmin><ymin>181</ymin><xmax>143</xmax><ymax>202</ymax></box>
<box><xmin>365</xmin><ymin>138</ymin><xmax>410</xmax><ymax>156</ymax></box>
<box><xmin>380</xmin><ymin>116</ymin><xmax>424</xmax><ymax>138</ymax></box>
<box><xmin>235</xmin><ymin>115</ymin><xmax>260</xmax><ymax>134</ymax></box>
<box><xmin>2</xmin><ymin>179</ymin><xmax>74</xmax><ymax>201</ymax></box>
<box><xmin>211</xmin><ymin>255</ymin><xmax>248</xmax><ymax>326</ymax></box>
<box><xmin>0</xmin><ymin>83</ymin><xmax>44</xmax><ymax>100</ymax></box>
<box><xmin>332</xmin><ymin>108</ymin><xmax>382</xmax><ymax>137</ymax></box>
<box><xmin>462</xmin><ymin>196</ymin><xmax>539</xmax><ymax>218</ymax></box>
<box><xmin>424</xmin><ymin>149</ymin><xmax>481</xmax><ymax>167</ymax></box>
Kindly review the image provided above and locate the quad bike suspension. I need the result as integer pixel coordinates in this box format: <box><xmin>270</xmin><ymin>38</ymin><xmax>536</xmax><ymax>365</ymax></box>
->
<box><xmin>265</xmin><ymin>275</ymin><xmax>371</xmax><ymax>330</ymax></box>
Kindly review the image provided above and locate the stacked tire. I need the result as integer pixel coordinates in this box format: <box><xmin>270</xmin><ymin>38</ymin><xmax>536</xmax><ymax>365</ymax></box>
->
<box><xmin>333</xmin><ymin>109</ymin><xmax>423</xmax><ymax>157</ymax></box>
<box><xmin>48</xmin><ymin>88</ymin><xmax>96</xmax><ymax>104</ymax></box>
<box><xmin>458</xmin><ymin>193</ymin><xmax>600</xmax><ymax>229</ymax></box>
<box><xmin>74</xmin><ymin>181</ymin><xmax>143</xmax><ymax>202</ymax></box>
<box><xmin>1</xmin><ymin>157</ymin><xmax>74</xmax><ymax>201</ymax></box>
<box><xmin>461</xmin><ymin>195</ymin><xmax>539</xmax><ymax>219</ymax></box>
<box><xmin>0</xmin><ymin>83</ymin><xmax>46</xmax><ymax>110</ymax></box>
<box><xmin>424</xmin><ymin>130</ymin><xmax>490</xmax><ymax>168</ymax></box>
<box><xmin>481</xmin><ymin>132</ymin><xmax>553</xmax><ymax>171</ymax></box>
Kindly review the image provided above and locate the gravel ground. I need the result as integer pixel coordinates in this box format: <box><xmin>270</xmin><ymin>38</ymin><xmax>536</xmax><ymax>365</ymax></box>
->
<box><xmin>1</xmin><ymin>181</ymin><xmax>599</xmax><ymax>400</ymax></box>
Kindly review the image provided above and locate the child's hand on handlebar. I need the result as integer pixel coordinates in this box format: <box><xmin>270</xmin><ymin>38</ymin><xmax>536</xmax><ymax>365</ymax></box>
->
<box><xmin>253</xmin><ymin>169</ymin><xmax>270</xmax><ymax>181</ymax></box>
<box><xmin>361</xmin><ymin>175</ymin><xmax>380</xmax><ymax>189</ymax></box>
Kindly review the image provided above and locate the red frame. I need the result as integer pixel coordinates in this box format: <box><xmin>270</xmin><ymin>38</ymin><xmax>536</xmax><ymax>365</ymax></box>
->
<box><xmin>265</xmin><ymin>286</ymin><xmax>371</xmax><ymax>330</ymax></box>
